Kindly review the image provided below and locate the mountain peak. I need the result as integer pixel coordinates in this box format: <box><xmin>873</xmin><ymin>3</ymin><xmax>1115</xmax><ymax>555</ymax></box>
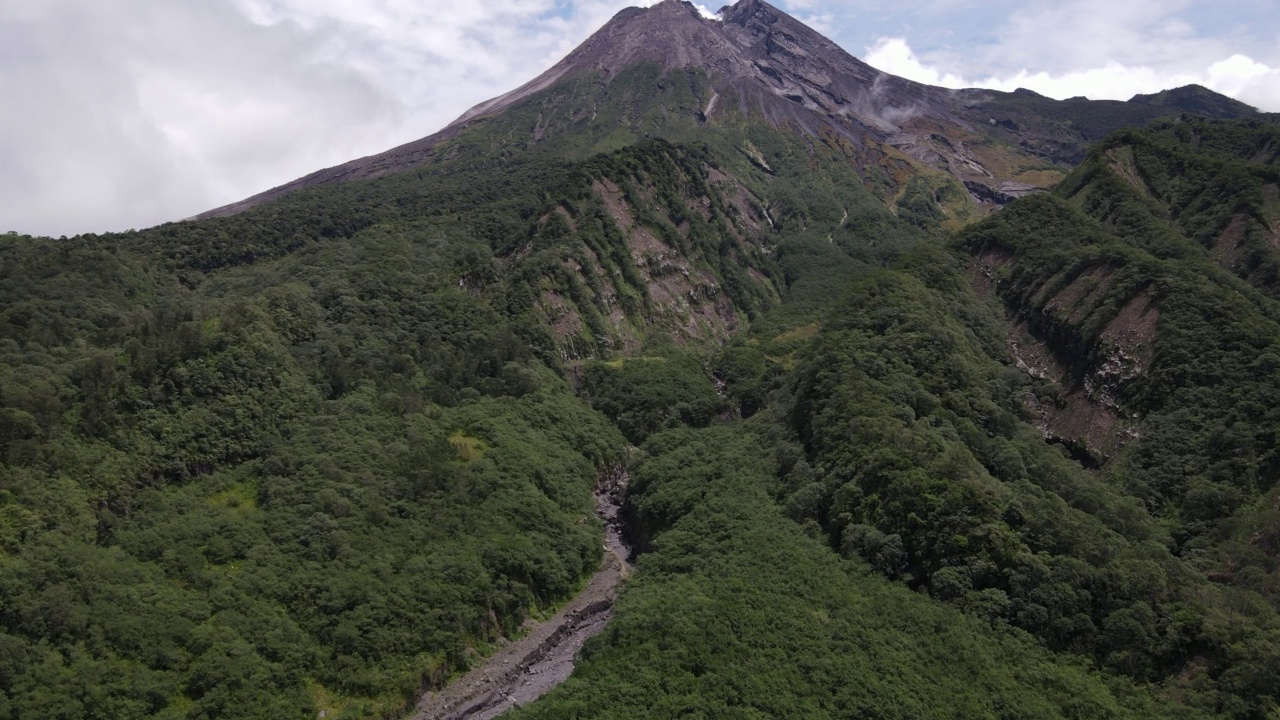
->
<box><xmin>195</xmin><ymin>0</ymin><xmax>974</xmax><ymax>219</ymax></box>
<box><xmin>1128</xmin><ymin>84</ymin><xmax>1257</xmax><ymax>118</ymax></box>
<box><xmin>197</xmin><ymin>0</ymin><xmax>1253</xmax><ymax>220</ymax></box>
<box><xmin>446</xmin><ymin>1</ymin><xmax>729</xmax><ymax>129</ymax></box>
<box><xmin>646</xmin><ymin>0</ymin><xmax>712</xmax><ymax>15</ymax></box>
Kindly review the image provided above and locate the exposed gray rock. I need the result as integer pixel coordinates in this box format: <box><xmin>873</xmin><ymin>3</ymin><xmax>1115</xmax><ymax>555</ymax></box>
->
<box><xmin>198</xmin><ymin>0</ymin><xmax>1243</xmax><ymax>219</ymax></box>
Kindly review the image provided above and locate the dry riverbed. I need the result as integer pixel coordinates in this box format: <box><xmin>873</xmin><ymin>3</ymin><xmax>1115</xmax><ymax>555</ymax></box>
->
<box><xmin>408</xmin><ymin>481</ymin><xmax>631</xmax><ymax>720</ymax></box>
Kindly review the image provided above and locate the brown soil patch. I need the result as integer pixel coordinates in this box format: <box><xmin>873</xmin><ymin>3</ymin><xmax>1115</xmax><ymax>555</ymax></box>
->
<box><xmin>1011</xmin><ymin>169</ymin><xmax>1066</xmax><ymax>188</ymax></box>
<box><xmin>1100</xmin><ymin>292</ymin><xmax>1159</xmax><ymax>370</ymax></box>
<box><xmin>1263</xmin><ymin>184</ymin><xmax>1280</xmax><ymax>250</ymax></box>
<box><xmin>1041</xmin><ymin>292</ymin><xmax>1157</xmax><ymax>455</ymax></box>
<box><xmin>1106</xmin><ymin>147</ymin><xmax>1148</xmax><ymax>196</ymax></box>
<box><xmin>588</xmin><ymin>171</ymin><xmax>768</xmax><ymax>347</ymax></box>
<box><xmin>969</xmin><ymin>247</ymin><xmax>1014</xmax><ymax>298</ymax></box>
<box><xmin>691</xmin><ymin>194</ymin><xmax>714</xmax><ymax>222</ymax></box>
<box><xmin>594</xmin><ymin>178</ymin><xmax>632</xmax><ymax>231</ymax></box>
<box><xmin>1009</xmin><ymin>321</ymin><xmax>1066</xmax><ymax>384</ymax></box>
<box><xmin>1009</xmin><ymin>317</ymin><xmax>1133</xmax><ymax>458</ymax></box>
<box><xmin>554</xmin><ymin>205</ymin><xmax>577</xmax><ymax>232</ymax></box>
<box><xmin>953</xmin><ymin>134</ymin><xmax>1017</xmax><ymax>177</ymax></box>
<box><xmin>1048</xmin><ymin>389</ymin><xmax>1123</xmax><ymax>456</ymax></box>
<box><xmin>646</xmin><ymin>276</ymin><xmax>677</xmax><ymax>307</ymax></box>
<box><xmin>1212</xmin><ymin>214</ymin><xmax>1247</xmax><ymax>268</ymax></box>
<box><xmin>541</xmin><ymin>290</ymin><xmax>583</xmax><ymax>345</ymax></box>
<box><xmin>1043</xmin><ymin>266</ymin><xmax>1116</xmax><ymax>323</ymax></box>
<box><xmin>592</xmin><ymin>179</ymin><xmax>669</xmax><ymax>261</ymax></box>
<box><xmin>695</xmin><ymin>291</ymin><xmax>740</xmax><ymax>338</ymax></box>
<box><xmin>1010</xmin><ymin>323</ymin><xmax>1118</xmax><ymax>454</ymax></box>
<box><xmin>706</xmin><ymin>169</ymin><xmax>767</xmax><ymax>241</ymax></box>
<box><xmin>1250</xmin><ymin>141</ymin><xmax>1277</xmax><ymax>165</ymax></box>
<box><xmin>707</xmin><ymin>167</ymin><xmax>733</xmax><ymax>185</ymax></box>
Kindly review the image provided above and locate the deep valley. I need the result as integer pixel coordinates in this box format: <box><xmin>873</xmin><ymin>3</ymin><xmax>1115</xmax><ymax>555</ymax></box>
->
<box><xmin>2</xmin><ymin>2</ymin><xmax>1279</xmax><ymax>719</ymax></box>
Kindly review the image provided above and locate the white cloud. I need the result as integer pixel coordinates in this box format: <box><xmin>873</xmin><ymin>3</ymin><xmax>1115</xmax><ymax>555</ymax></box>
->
<box><xmin>865</xmin><ymin>36</ymin><xmax>1280</xmax><ymax>111</ymax></box>
<box><xmin>0</xmin><ymin>0</ymin><xmax>646</xmax><ymax>236</ymax></box>
<box><xmin>0</xmin><ymin>0</ymin><xmax>401</xmax><ymax>237</ymax></box>
<box><xmin>3</xmin><ymin>0</ymin><xmax>1278</xmax><ymax>237</ymax></box>
<box><xmin>636</xmin><ymin>0</ymin><xmax>721</xmax><ymax>19</ymax></box>
<box><xmin>864</xmin><ymin>38</ymin><xmax>969</xmax><ymax>88</ymax></box>
<box><xmin>1207</xmin><ymin>55</ymin><xmax>1280</xmax><ymax>111</ymax></box>
<box><xmin>858</xmin><ymin>0</ymin><xmax>1280</xmax><ymax>112</ymax></box>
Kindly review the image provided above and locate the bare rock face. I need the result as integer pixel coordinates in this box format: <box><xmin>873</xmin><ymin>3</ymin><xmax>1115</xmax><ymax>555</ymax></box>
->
<box><xmin>450</xmin><ymin>0</ymin><xmax>980</xmax><ymax>156</ymax></box>
<box><xmin>197</xmin><ymin>0</ymin><xmax>1247</xmax><ymax>219</ymax></box>
<box><xmin>197</xmin><ymin>0</ymin><xmax>972</xmax><ymax>219</ymax></box>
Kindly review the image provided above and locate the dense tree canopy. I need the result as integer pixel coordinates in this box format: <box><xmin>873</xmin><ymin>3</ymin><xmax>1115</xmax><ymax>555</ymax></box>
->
<box><xmin>2</xmin><ymin>81</ymin><xmax>1278</xmax><ymax>720</ymax></box>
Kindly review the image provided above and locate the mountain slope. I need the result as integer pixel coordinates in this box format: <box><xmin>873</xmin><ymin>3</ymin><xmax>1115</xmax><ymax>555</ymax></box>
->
<box><xmin>962</xmin><ymin>115</ymin><xmax>1280</xmax><ymax>579</ymax></box>
<box><xmin>2</xmin><ymin>124</ymin><xmax>1211</xmax><ymax>719</ymax></box>
<box><xmin>1129</xmin><ymin>84</ymin><xmax>1260</xmax><ymax>119</ymax></box>
<box><xmin>198</xmin><ymin>0</ymin><xmax>1253</xmax><ymax>220</ymax></box>
<box><xmin>5</xmin><ymin>3</ymin><xmax>1280</xmax><ymax>720</ymax></box>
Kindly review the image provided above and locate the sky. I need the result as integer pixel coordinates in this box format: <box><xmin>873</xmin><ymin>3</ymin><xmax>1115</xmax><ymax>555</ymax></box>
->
<box><xmin>2</xmin><ymin>0</ymin><xmax>1278</xmax><ymax>237</ymax></box>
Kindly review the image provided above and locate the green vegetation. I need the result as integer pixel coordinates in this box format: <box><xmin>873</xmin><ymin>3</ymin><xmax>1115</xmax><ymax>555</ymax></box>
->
<box><xmin>784</xmin><ymin>258</ymin><xmax>1280</xmax><ymax>715</ymax></box>
<box><xmin>964</xmin><ymin>117</ymin><xmax>1280</xmax><ymax>588</ymax></box>
<box><xmin>579</xmin><ymin>355</ymin><xmax>724</xmax><ymax>444</ymax></box>
<box><xmin>511</xmin><ymin>425</ymin><xmax>1195</xmax><ymax>720</ymax></box>
<box><xmin>1128</xmin><ymin>85</ymin><xmax>1259</xmax><ymax>120</ymax></box>
<box><xmin>2</xmin><ymin>58</ymin><xmax>1279</xmax><ymax>720</ymax></box>
<box><xmin>951</xmin><ymin>116</ymin><xmax>1280</xmax><ymax>717</ymax></box>
<box><xmin>523</xmin><ymin>115</ymin><xmax>1280</xmax><ymax>720</ymax></box>
<box><xmin>0</xmin><ymin>159</ymin><xmax>635</xmax><ymax>717</ymax></box>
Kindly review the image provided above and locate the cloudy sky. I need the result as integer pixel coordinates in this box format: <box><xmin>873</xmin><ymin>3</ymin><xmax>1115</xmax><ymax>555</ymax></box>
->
<box><xmin>2</xmin><ymin>0</ymin><xmax>1278</xmax><ymax>237</ymax></box>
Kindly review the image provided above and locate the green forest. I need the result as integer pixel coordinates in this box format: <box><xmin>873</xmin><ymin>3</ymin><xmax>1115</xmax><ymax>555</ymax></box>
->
<box><xmin>2</xmin><ymin>57</ymin><xmax>1280</xmax><ymax>720</ymax></box>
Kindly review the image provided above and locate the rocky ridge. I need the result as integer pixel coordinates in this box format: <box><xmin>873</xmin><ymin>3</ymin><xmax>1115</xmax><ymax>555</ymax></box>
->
<box><xmin>198</xmin><ymin>0</ymin><xmax>1257</xmax><ymax>219</ymax></box>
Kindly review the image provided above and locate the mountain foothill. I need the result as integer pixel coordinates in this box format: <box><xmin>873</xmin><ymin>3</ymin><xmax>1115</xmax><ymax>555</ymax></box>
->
<box><xmin>2</xmin><ymin>1</ymin><xmax>1278</xmax><ymax>719</ymax></box>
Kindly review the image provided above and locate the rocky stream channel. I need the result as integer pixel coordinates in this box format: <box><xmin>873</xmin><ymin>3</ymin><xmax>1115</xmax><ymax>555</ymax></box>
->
<box><xmin>408</xmin><ymin>470</ymin><xmax>633</xmax><ymax>720</ymax></box>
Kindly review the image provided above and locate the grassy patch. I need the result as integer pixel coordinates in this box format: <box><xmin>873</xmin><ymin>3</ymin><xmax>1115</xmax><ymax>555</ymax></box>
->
<box><xmin>772</xmin><ymin>323</ymin><xmax>819</xmax><ymax>344</ymax></box>
<box><xmin>448</xmin><ymin>432</ymin><xmax>489</xmax><ymax>463</ymax></box>
<box><xmin>208</xmin><ymin>481</ymin><xmax>258</xmax><ymax>511</ymax></box>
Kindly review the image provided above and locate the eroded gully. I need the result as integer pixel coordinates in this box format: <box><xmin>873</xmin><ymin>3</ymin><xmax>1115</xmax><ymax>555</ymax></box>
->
<box><xmin>408</xmin><ymin>469</ymin><xmax>632</xmax><ymax>720</ymax></box>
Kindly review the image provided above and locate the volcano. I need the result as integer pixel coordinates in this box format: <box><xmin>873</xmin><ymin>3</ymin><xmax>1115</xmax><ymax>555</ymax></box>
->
<box><xmin>199</xmin><ymin>0</ymin><xmax>1249</xmax><ymax>219</ymax></box>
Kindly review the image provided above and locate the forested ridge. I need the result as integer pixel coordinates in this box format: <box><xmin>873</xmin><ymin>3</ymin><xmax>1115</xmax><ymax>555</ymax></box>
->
<box><xmin>3</xmin><ymin>62</ymin><xmax>1280</xmax><ymax>720</ymax></box>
